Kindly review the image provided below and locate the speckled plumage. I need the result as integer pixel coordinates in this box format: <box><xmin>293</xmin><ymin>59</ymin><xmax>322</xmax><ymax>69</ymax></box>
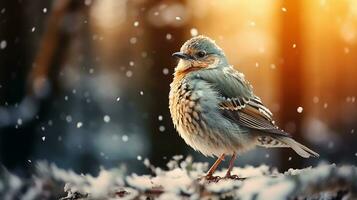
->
<box><xmin>169</xmin><ymin>67</ymin><xmax>255</xmax><ymax>157</ymax></box>
<box><xmin>169</xmin><ymin>36</ymin><xmax>318</xmax><ymax>178</ymax></box>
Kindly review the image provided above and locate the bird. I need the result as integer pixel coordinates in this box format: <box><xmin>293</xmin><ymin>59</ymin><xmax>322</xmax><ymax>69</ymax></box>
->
<box><xmin>169</xmin><ymin>35</ymin><xmax>319</xmax><ymax>181</ymax></box>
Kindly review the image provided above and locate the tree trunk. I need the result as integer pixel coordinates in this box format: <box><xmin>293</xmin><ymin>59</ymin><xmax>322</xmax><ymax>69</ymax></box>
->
<box><xmin>279</xmin><ymin>0</ymin><xmax>304</xmax><ymax>170</ymax></box>
<box><xmin>140</xmin><ymin>0</ymin><xmax>189</xmax><ymax>167</ymax></box>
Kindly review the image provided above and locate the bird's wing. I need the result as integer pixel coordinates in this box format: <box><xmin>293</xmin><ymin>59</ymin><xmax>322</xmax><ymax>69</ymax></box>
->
<box><xmin>196</xmin><ymin>66</ymin><xmax>290</xmax><ymax>137</ymax></box>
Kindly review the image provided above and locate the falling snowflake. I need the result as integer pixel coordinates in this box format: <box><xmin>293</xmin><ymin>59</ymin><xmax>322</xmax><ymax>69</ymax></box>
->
<box><xmin>122</xmin><ymin>135</ymin><xmax>129</xmax><ymax>142</ymax></box>
<box><xmin>175</xmin><ymin>16</ymin><xmax>181</xmax><ymax>20</ymax></box>
<box><xmin>137</xmin><ymin>155</ymin><xmax>142</xmax><ymax>160</ymax></box>
<box><xmin>126</xmin><ymin>70</ymin><xmax>133</xmax><ymax>77</ymax></box>
<box><xmin>0</xmin><ymin>40</ymin><xmax>7</xmax><ymax>49</ymax></box>
<box><xmin>140</xmin><ymin>91</ymin><xmax>144</xmax><ymax>96</ymax></box>
<box><xmin>190</xmin><ymin>28</ymin><xmax>198</xmax><ymax>37</ymax></box>
<box><xmin>292</xmin><ymin>44</ymin><xmax>297</xmax><ymax>48</ymax></box>
<box><xmin>76</xmin><ymin>122</ymin><xmax>83</xmax><ymax>128</ymax></box>
<box><xmin>166</xmin><ymin>33</ymin><xmax>172</xmax><ymax>40</ymax></box>
<box><xmin>159</xmin><ymin>125</ymin><xmax>165</xmax><ymax>132</ymax></box>
<box><xmin>103</xmin><ymin>115</ymin><xmax>111</xmax><ymax>123</ymax></box>
<box><xmin>130</xmin><ymin>37</ymin><xmax>137</xmax><ymax>44</ymax></box>
<box><xmin>297</xmin><ymin>106</ymin><xmax>303</xmax><ymax>113</ymax></box>
<box><xmin>313</xmin><ymin>96</ymin><xmax>319</xmax><ymax>103</ymax></box>
<box><xmin>281</xmin><ymin>7</ymin><xmax>287</xmax><ymax>12</ymax></box>
<box><xmin>43</xmin><ymin>8</ymin><xmax>47</xmax><ymax>13</ymax></box>
<box><xmin>162</xmin><ymin>68</ymin><xmax>169</xmax><ymax>75</ymax></box>
<box><xmin>17</xmin><ymin>118</ymin><xmax>23</xmax><ymax>126</ymax></box>
<box><xmin>158</xmin><ymin>115</ymin><xmax>163</xmax><ymax>121</ymax></box>
<box><xmin>31</xmin><ymin>27</ymin><xmax>36</xmax><ymax>32</ymax></box>
<box><xmin>133</xmin><ymin>21</ymin><xmax>139</xmax><ymax>27</ymax></box>
<box><xmin>129</xmin><ymin>61</ymin><xmax>135</xmax><ymax>66</ymax></box>
<box><xmin>42</xmin><ymin>136</ymin><xmax>46</xmax><ymax>141</ymax></box>
<box><xmin>66</xmin><ymin>115</ymin><xmax>72</xmax><ymax>123</ymax></box>
<box><xmin>116</xmin><ymin>97</ymin><xmax>121</xmax><ymax>102</ymax></box>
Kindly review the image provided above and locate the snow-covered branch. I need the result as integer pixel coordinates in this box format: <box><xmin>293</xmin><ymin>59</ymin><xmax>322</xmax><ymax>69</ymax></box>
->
<box><xmin>0</xmin><ymin>157</ymin><xmax>356</xmax><ymax>200</ymax></box>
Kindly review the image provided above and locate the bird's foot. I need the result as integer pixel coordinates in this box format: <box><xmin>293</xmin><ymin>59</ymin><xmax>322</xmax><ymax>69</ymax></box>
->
<box><xmin>224</xmin><ymin>174</ymin><xmax>245</xmax><ymax>181</ymax></box>
<box><xmin>198</xmin><ymin>175</ymin><xmax>223</xmax><ymax>183</ymax></box>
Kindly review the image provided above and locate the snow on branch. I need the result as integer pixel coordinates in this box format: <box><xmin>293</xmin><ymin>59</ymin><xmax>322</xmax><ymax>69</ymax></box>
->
<box><xmin>0</xmin><ymin>157</ymin><xmax>356</xmax><ymax>200</ymax></box>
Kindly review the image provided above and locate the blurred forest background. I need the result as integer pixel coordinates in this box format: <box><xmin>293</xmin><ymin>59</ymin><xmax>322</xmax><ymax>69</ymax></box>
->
<box><xmin>0</xmin><ymin>0</ymin><xmax>356</xmax><ymax>177</ymax></box>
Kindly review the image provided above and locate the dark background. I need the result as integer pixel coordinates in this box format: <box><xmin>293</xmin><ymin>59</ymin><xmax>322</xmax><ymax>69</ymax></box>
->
<box><xmin>0</xmin><ymin>0</ymin><xmax>356</xmax><ymax>177</ymax></box>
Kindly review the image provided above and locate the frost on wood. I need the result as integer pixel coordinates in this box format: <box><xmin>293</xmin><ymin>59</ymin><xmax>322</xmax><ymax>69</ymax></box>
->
<box><xmin>0</xmin><ymin>157</ymin><xmax>356</xmax><ymax>200</ymax></box>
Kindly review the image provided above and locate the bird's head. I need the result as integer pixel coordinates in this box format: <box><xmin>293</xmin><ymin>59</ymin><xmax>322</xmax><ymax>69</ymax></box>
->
<box><xmin>172</xmin><ymin>35</ymin><xmax>228</xmax><ymax>73</ymax></box>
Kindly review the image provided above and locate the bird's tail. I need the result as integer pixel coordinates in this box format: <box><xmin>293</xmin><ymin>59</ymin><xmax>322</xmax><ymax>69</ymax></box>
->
<box><xmin>276</xmin><ymin>136</ymin><xmax>319</xmax><ymax>158</ymax></box>
<box><xmin>257</xmin><ymin>135</ymin><xmax>319</xmax><ymax>158</ymax></box>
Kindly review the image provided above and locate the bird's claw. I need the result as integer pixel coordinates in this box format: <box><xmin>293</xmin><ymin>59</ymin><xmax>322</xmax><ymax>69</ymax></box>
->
<box><xmin>198</xmin><ymin>175</ymin><xmax>223</xmax><ymax>183</ymax></box>
<box><xmin>224</xmin><ymin>174</ymin><xmax>245</xmax><ymax>180</ymax></box>
<box><xmin>198</xmin><ymin>174</ymin><xmax>245</xmax><ymax>183</ymax></box>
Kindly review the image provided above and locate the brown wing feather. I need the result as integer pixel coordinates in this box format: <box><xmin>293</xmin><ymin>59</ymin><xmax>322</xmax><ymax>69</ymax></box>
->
<box><xmin>219</xmin><ymin>98</ymin><xmax>291</xmax><ymax>137</ymax></box>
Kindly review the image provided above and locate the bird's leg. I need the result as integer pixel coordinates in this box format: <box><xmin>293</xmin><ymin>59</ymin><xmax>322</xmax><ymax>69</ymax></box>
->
<box><xmin>204</xmin><ymin>153</ymin><xmax>225</xmax><ymax>182</ymax></box>
<box><xmin>225</xmin><ymin>152</ymin><xmax>240</xmax><ymax>179</ymax></box>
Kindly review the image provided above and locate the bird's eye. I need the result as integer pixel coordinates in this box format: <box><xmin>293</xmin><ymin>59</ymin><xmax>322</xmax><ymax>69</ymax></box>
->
<box><xmin>196</xmin><ymin>51</ymin><xmax>206</xmax><ymax>58</ymax></box>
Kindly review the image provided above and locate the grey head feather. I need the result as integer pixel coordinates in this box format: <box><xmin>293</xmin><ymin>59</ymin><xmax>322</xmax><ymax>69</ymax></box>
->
<box><xmin>181</xmin><ymin>35</ymin><xmax>229</xmax><ymax>67</ymax></box>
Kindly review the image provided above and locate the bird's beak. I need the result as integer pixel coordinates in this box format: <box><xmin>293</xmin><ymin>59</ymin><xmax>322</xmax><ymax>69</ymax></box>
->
<box><xmin>172</xmin><ymin>52</ymin><xmax>192</xmax><ymax>60</ymax></box>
